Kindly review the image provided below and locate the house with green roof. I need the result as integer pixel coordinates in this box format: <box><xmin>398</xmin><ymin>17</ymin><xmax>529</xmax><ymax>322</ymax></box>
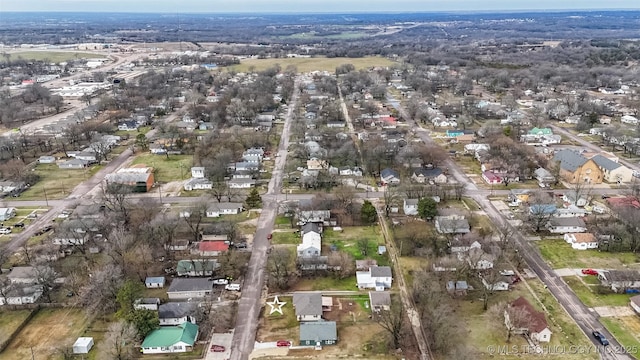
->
<box><xmin>141</xmin><ymin>322</ymin><xmax>199</xmax><ymax>354</ymax></box>
<box><xmin>528</xmin><ymin>127</ymin><xmax>552</xmax><ymax>136</ymax></box>
<box><xmin>175</xmin><ymin>259</ymin><xmax>219</xmax><ymax>277</ymax></box>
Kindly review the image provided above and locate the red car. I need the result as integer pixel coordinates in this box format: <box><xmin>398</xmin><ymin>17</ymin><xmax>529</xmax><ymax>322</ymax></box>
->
<box><xmin>276</xmin><ymin>340</ymin><xmax>291</xmax><ymax>347</ymax></box>
<box><xmin>267</xmin><ymin>233</ymin><xmax>273</xmax><ymax>240</ymax></box>
<box><xmin>582</xmin><ymin>269</ymin><xmax>598</xmax><ymax>276</ymax></box>
<box><xmin>210</xmin><ymin>345</ymin><xmax>225</xmax><ymax>352</ymax></box>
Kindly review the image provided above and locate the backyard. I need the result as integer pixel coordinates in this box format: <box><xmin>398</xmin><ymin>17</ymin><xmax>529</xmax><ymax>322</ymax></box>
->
<box><xmin>131</xmin><ymin>153</ymin><xmax>192</xmax><ymax>182</ymax></box>
<box><xmin>563</xmin><ymin>276</ymin><xmax>634</xmax><ymax>307</ymax></box>
<box><xmin>0</xmin><ymin>308</ymin><xmax>89</xmax><ymax>360</ymax></box>
<box><xmin>0</xmin><ymin>310</ymin><xmax>33</xmax><ymax>347</ymax></box>
<box><xmin>536</xmin><ymin>239</ymin><xmax>640</xmax><ymax>269</ymax></box>
<box><xmin>18</xmin><ymin>164</ymin><xmax>103</xmax><ymax>200</ymax></box>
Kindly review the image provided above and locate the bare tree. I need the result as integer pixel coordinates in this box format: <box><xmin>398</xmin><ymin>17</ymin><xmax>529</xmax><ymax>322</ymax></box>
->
<box><xmin>383</xmin><ymin>186</ymin><xmax>401</xmax><ymax>217</ymax></box>
<box><xmin>183</xmin><ymin>201</ymin><xmax>209</xmax><ymax>243</ymax></box>
<box><xmin>527</xmin><ymin>191</ymin><xmax>555</xmax><ymax>232</ymax></box>
<box><xmin>327</xmin><ymin>251</ymin><xmax>355</xmax><ymax>279</ymax></box>
<box><xmin>267</xmin><ymin>247</ymin><xmax>296</xmax><ymax>290</ymax></box>
<box><xmin>78</xmin><ymin>264</ymin><xmax>124</xmax><ymax>317</ymax></box>
<box><xmin>33</xmin><ymin>263</ymin><xmax>57</xmax><ymax>303</ymax></box>
<box><xmin>99</xmin><ymin>321</ymin><xmax>138</xmax><ymax>360</ymax></box>
<box><xmin>490</xmin><ymin>302</ymin><xmax>532</xmax><ymax>342</ymax></box>
<box><xmin>375</xmin><ymin>298</ymin><xmax>405</xmax><ymax>350</ymax></box>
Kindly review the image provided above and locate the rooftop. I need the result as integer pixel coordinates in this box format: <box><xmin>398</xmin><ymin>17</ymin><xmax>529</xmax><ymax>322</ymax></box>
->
<box><xmin>293</xmin><ymin>292</ymin><xmax>323</xmax><ymax>316</ymax></box>
<box><xmin>167</xmin><ymin>278</ymin><xmax>213</xmax><ymax>293</ymax></box>
<box><xmin>141</xmin><ymin>322</ymin><xmax>198</xmax><ymax>348</ymax></box>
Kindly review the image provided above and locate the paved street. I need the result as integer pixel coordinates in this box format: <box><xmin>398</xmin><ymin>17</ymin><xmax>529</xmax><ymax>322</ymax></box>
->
<box><xmin>228</xmin><ymin>78</ymin><xmax>300</xmax><ymax>360</ymax></box>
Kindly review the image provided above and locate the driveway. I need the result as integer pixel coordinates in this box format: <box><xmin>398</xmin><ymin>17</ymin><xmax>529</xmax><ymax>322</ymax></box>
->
<box><xmin>205</xmin><ymin>332</ymin><xmax>234</xmax><ymax>360</ymax></box>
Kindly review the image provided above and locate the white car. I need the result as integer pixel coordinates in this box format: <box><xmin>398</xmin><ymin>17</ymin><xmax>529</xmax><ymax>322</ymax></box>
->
<box><xmin>225</xmin><ymin>283</ymin><xmax>241</xmax><ymax>291</ymax></box>
<box><xmin>211</xmin><ymin>278</ymin><xmax>229</xmax><ymax>285</ymax></box>
<box><xmin>0</xmin><ymin>227</ymin><xmax>12</xmax><ymax>235</ymax></box>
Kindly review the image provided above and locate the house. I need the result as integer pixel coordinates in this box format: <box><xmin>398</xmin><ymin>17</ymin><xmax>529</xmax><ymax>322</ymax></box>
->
<box><xmin>227</xmin><ymin>178</ymin><xmax>256</xmax><ymax>189</ymax></box>
<box><xmin>338</xmin><ymin>167</ymin><xmax>363</xmax><ymax>177</ymax></box>
<box><xmin>403</xmin><ymin>199</ymin><xmax>419</xmax><ymax>216</ymax></box>
<box><xmin>159</xmin><ymin>302</ymin><xmax>197</xmax><ymax>325</ymax></box>
<box><xmin>622</xmin><ymin>115</ymin><xmax>639</xmax><ymax>125</ymax></box>
<box><xmin>555</xmin><ymin>205</ymin><xmax>587</xmax><ymax>218</ymax></box>
<box><xmin>105</xmin><ymin>167</ymin><xmax>154</xmax><ymax>192</ymax></box>
<box><xmin>58</xmin><ymin>159</ymin><xmax>89</xmax><ymax>169</ymax></box>
<box><xmin>0</xmin><ymin>285</ymin><xmax>43</xmax><ymax>305</ymax></box>
<box><xmin>75</xmin><ymin>152</ymin><xmax>97</xmax><ymax>163</ymax></box>
<box><xmin>298</xmin><ymin>210</ymin><xmax>331</xmax><ymax>225</ymax></box>
<box><xmin>598</xmin><ymin>270</ymin><xmax>640</xmax><ymax>292</ymax></box>
<box><xmin>134</xmin><ymin>298</ymin><xmax>161</xmax><ymax>311</ymax></box>
<box><xmin>380</xmin><ymin>168</ymin><xmax>400</xmax><ymax>185</ymax></box>
<box><xmin>534</xmin><ymin>168</ymin><xmax>555</xmax><ymax>185</ymax></box>
<box><xmin>369</xmin><ymin>291</ymin><xmax>391</xmax><ymax>313</ymax></box>
<box><xmin>175</xmin><ymin>259</ymin><xmax>218</xmax><ymax>277</ymax></box>
<box><xmin>435</xmin><ymin>215</ymin><xmax>471</xmax><ymax>234</ymax></box>
<box><xmin>205</xmin><ymin>202</ymin><xmax>243</xmax><ymax>217</ymax></box>
<box><xmin>482</xmin><ymin>171</ymin><xmax>502</xmax><ymax>185</ymax></box>
<box><xmin>327</xmin><ymin>121</ymin><xmax>346</xmax><ymax>128</ymax></box>
<box><xmin>552</xmin><ymin>150</ymin><xmax>603</xmax><ymax>184</ymax></box>
<box><xmin>302</xmin><ymin>222</ymin><xmax>322</xmax><ymax>237</ymax></box>
<box><xmin>166</xmin><ymin>278</ymin><xmax>213</xmax><ymax>300</ymax></box>
<box><xmin>356</xmin><ymin>259</ymin><xmax>378</xmax><ymax>271</ymax></box>
<box><xmin>0</xmin><ymin>207</ymin><xmax>16</xmax><ymax>221</ymax></box>
<box><xmin>242</xmin><ymin>148</ymin><xmax>265</xmax><ymax>163</ymax></box>
<box><xmin>356</xmin><ymin>266</ymin><xmax>393</xmax><ymax>290</ymax></box>
<box><xmin>117</xmin><ymin>120</ymin><xmax>140</xmax><ymax>131</ymax></box>
<box><xmin>629</xmin><ymin>295</ymin><xmax>640</xmax><ymax>314</ymax></box>
<box><xmin>72</xmin><ymin>337</ymin><xmax>94</xmax><ymax>354</ymax></box>
<box><xmin>445</xmin><ymin>129</ymin><xmax>465</xmax><ymax>137</ymax></box>
<box><xmin>547</xmin><ymin>217</ymin><xmax>587</xmax><ymax>234</ymax></box>
<box><xmin>529</xmin><ymin>204</ymin><xmax>557</xmax><ymax>217</ymax></box>
<box><xmin>482</xmin><ymin>278</ymin><xmax>510</xmax><ymax>291</ymax></box>
<box><xmin>562</xmin><ymin>190</ymin><xmax>589</xmax><ymax>207</ymax></box>
<box><xmin>446</xmin><ymin>280</ymin><xmax>469</xmax><ymax>296</ymax></box>
<box><xmin>184</xmin><ymin>177</ymin><xmax>213</xmax><ymax>191</ymax></box>
<box><xmin>564</xmin><ymin>233</ymin><xmax>598</xmax><ymax>250</ymax></box>
<box><xmin>145</xmin><ymin>276</ymin><xmax>166</xmax><ymax>289</ymax></box>
<box><xmin>591</xmin><ymin>155</ymin><xmax>633</xmax><ymax>184</ymax></box>
<box><xmin>506</xmin><ymin>296</ymin><xmax>552</xmax><ymax>343</ymax></box>
<box><xmin>191</xmin><ymin>167</ymin><xmax>205</xmax><ymax>178</ymax></box>
<box><xmin>141</xmin><ymin>322</ymin><xmax>199</xmax><ymax>354</ymax></box>
<box><xmin>411</xmin><ymin>167</ymin><xmax>447</xmax><ymax>184</ymax></box>
<box><xmin>197</xmin><ymin>241</ymin><xmax>229</xmax><ymax>256</ymax></box>
<box><xmin>432</xmin><ymin>255</ymin><xmax>461</xmax><ymax>272</ymax></box>
<box><xmin>467</xmin><ymin>248</ymin><xmax>495</xmax><ymax>270</ymax></box>
<box><xmin>307</xmin><ymin>158</ymin><xmax>328</xmax><ymax>170</ymax></box>
<box><xmin>7</xmin><ymin>266</ymin><xmax>37</xmax><ymax>284</ymax></box>
<box><xmin>528</xmin><ymin>127</ymin><xmax>553</xmax><ymax>136</ymax></box>
<box><xmin>297</xmin><ymin>231</ymin><xmax>321</xmax><ymax>258</ymax></box>
<box><xmin>38</xmin><ymin>155</ymin><xmax>56</xmax><ymax>164</ymax></box>
<box><xmin>293</xmin><ymin>292</ymin><xmax>323</xmax><ymax>321</ymax></box>
<box><xmin>508</xmin><ymin>189</ymin><xmax>531</xmax><ymax>205</ymax></box>
<box><xmin>299</xmin><ymin>321</ymin><xmax>338</xmax><ymax>347</ymax></box>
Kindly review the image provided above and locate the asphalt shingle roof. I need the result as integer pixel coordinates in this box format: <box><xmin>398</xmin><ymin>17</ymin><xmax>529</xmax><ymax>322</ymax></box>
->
<box><xmin>299</xmin><ymin>321</ymin><xmax>337</xmax><ymax>342</ymax></box>
<box><xmin>591</xmin><ymin>155</ymin><xmax>621</xmax><ymax>171</ymax></box>
<box><xmin>293</xmin><ymin>292</ymin><xmax>323</xmax><ymax>316</ymax></box>
<box><xmin>553</xmin><ymin>150</ymin><xmax>588</xmax><ymax>172</ymax></box>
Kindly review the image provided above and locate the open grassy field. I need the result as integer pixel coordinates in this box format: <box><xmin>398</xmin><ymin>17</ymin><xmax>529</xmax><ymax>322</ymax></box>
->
<box><xmin>601</xmin><ymin>316</ymin><xmax>640</xmax><ymax>354</ymax></box>
<box><xmin>271</xmin><ymin>230</ymin><xmax>299</xmax><ymax>245</ymax></box>
<box><xmin>563</xmin><ymin>276</ymin><xmax>633</xmax><ymax>307</ymax></box>
<box><xmin>256</xmin><ymin>296</ymin><xmax>298</xmax><ymax>342</ymax></box>
<box><xmin>295</xmin><ymin>275</ymin><xmax>357</xmax><ymax>291</ymax></box>
<box><xmin>18</xmin><ymin>164</ymin><xmax>103</xmax><ymax>200</ymax></box>
<box><xmin>0</xmin><ymin>310</ymin><xmax>33</xmax><ymax>347</ymax></box>
<box><xmin>536</xmin><ymin>239</ymin><xmax>640</xmax><ymax>269</ymax></box>
<box><xmin>227</xmin><ymin>56</ymin><xmax>395</xmax><ymax>73</ymax></box>
<box><xmin>1</xmin><ymin>51</ymin><xmax>106</xmax><ymax>63</ymax></box>
<box><xmin>322</xmin><ymin>226</ymin><xmax>389</xmax><ymax>266</ymax></box>
<box><xmin>131</xmin><ymin>153</ymin><xmax>192</xmax><ymax>182</ymax></box>
<box><xmin>0</xmin><ymin>308</ymin><xmax>89</xmax><ymax>360</ymax></box>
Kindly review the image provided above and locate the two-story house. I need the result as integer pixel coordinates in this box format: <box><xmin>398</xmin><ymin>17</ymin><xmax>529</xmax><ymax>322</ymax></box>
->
<box><xmin>356</xmin><ymin>266</ymin><xmax>393</xmax><ymax>291</ymax></box>
<box><xmin>552</xmin><ymin>150</ymin><xmax>603</xmax><ymax>184</ymax></box>
<box><xmin>293</xmin><ymin>292</ymin><xmax>323</xmax><ymax>321</ymax></box>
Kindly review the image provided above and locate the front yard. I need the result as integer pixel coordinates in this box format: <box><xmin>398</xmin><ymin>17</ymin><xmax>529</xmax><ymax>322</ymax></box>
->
<box><xmin>18</xmin><ymin>164</ymin><xmax>102</xmax><ymax>200</ymax></box>
<box><xmin>601</xmin><ymin>316</ymin><xmax>640</xmax><ymax>354</ymax></box>
<box><xmin>131</xmin><ymin>153</ymin><xmax>193</xmax><ymax>182</ymax></box>
<box><xmin>536</xmin><ymin>239</ymin><xmax>640</xmax><ymax>269</ymax></box>
<box><xmin>563</xmin><ymin>276</ymin><xmax>633</xmax><ymax>307</ymax></box>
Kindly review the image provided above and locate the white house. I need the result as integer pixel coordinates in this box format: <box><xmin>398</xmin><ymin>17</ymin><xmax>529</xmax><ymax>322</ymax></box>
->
<box><xmin>622</xmin><ymin>115</ymin><xmax>639</xmax><ymax>125</ymax></box>
<box><xmin>630</xmin><ymin>295</ymin><xmax>640</xmax><ymax>314</ymax></box>
<box><xmin>191</xmin><ymin>167</ymin><xmax>205</xmax><ymax>178</ymax></box>
<box><xmin>166</xmin><ymin>278</ymin><xmax>213</xmax><ymax>300</ymax></box>
<box><xmin>547</xmin><ymin>217</ymin><xmax>587</xmax><ymax>234</ymax></box>
<box><xmin>562</xmin><ymin>191</ymin><xmax>588</xmax><ymax>207</ymax></box>
<box><xmin>184</xmin><ymin>178</ymin><xmax>213</xmax><ymax>191</ymax></box>
<box><xmin>0</xmin><ymin>285</ymin><xmax>42</xmax><ymax>305</ymax></box>
<box><xmin>145</xmin><ymin>276</ymin><xmax>166</xmax><ymax>289</ymax></box>
<box><xmin>297</xmin><ymin>237</ymin><xmax>321</xmax><ymax>258</ymax></box>
<box><xmin>298</xmin><ymin>210</ymin><xmax>331</xmax><ymax>225</ymax></box>
<box><xmin>6</xmin><ymin>266</ymin><xmax>37</xmax><ymax>284</ymax></box>
<box><xmin>38</xmin><ymin>155</ymin><xmax>56</xmax><ymax>164</ymax></box>
<box><xmin>403</xmin><ymin>199</ymin><xmax>419</xmax><ymax>216</ymax></box>
<box><xmin>159</xmin><ymin>302</ymin><xmax>197</xmax><ymax>326</ymax></box>
<box><xmin>227</xmin><ymin>178</ymin><xmax>256</xmax><ymax>189</ymax></box>
<box><xmin>141</xmin><ymin>322</ymin><xmax>198</xmax><ymax>354</ymax></box>
<box><xmin>564</xmin><ymin>233</ymin><xmax>598</xmax><ymax>250</ymax></box>
<box><xmin>482</xmin><ymin>278</ymin><xmax>510</xmax><ymax>291</ymax></box>
<box><xmin>206</xmin><ymin>203</ymin><xmax>243</xmax><ymax>217</ymax></box>
<box><xmin>0</xmin><ymin>207</ymin><xmax>16</xmax><ymax>221</ymax></box>
<box><xmin>380</xmin><ymin>168</ymin><xmax>400</xmax><ymax>185</ymax></box>
<box><xmin>134</xmin><ymin>298</ymin><xmax>161</xmax><ymax>311</ymax></box>
<box><xmin>592</xmin><ymin>155</ymin><xmax>634</xmax><ymax>184</ymax></box>
<box><xmin>356</xmin><ymin>266</ymin><xmax>393</xmax><ymax>291</ymax></box>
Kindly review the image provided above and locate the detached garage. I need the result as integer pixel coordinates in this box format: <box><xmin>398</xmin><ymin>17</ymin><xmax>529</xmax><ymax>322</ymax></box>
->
<box><xmin>73</xmin><ymin>337</ymin><xmax>94</xmax><ymax>354</ymax></box>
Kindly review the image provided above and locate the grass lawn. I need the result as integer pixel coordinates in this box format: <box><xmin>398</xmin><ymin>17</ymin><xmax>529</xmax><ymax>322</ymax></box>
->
<box><xmin>601</xmin><ymin>316</ymin><xmax>640</xmax><ymax>353</ymax></box>
<box><xmin>0</xmin><ymin>310</ymin><xmax>33</xmax><ymax>346</ymax></box>
<box><xmin>131</xmin><ymin>153</ymin><xmax>192</xmax><ymax>182</ymax></box>
<box><xmin>564</xmin><ymin>276</ymin><xmax>633</xmax><ymax>307</ymax></box>
<box><xmin>397</xmin><ymin>256</ymin><xmax>426</xmax><ymax>287</ymax></box>
<box><xmin>256</xmin><ymin>296</ymin><xmax>298</xmax><ymax>342</ymax></box>
<box><xmin>274</xmin><ymin>215</ymin><xmax>292</xmax><ymax>227</ymax></box>
<box><xmin>271</xmin><ymin>231</ymin><xmax>300</xmax><ymax>245</ymax></box>
<box><xmin>227</xmin><ymin>56</ymin><xmax>396</xmax><ymax>73</ymax></box>
<box><xmin>1</xmin><ymin>51</ymin><xmax>105</xmax><ymax>63</ymax></box>
<box><xmin>322</xmin><ymin>226</ymin><xmax>389</xmax><ymax>265</ymax></box>
<box><xmin>18</xmin><ymin>164</ymin><xmax>102</xmax><ymax>200</ymax></box>
<box><xmin>115</xmin><ymin>126</ymin><xmax>151</xmax><ymax>137</ymax></box>
<box><xmin>0</xmin><ymin>308</ymin><xmax>89</xmax><ymax>360</ymax></box>
<box><xmin>295</xmin><ymin>275</ymin><xmax>357</xmax><ymax>291</ymax></box>
<box><xmin>536</xmin><ymin>239</ymin><xmax>640</xmax><ymax>269</ymax></box>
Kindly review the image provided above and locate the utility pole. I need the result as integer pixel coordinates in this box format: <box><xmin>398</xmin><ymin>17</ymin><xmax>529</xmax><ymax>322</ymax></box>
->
<box><xmin>43</xmin><ymin>186</ymin><xmax>48</xmax><ymax>206</ymax></box>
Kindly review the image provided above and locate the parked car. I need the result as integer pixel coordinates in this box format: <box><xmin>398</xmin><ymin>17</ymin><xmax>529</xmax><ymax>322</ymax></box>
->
<box><xmin>225</xmin><ymin>283</ymin><xmax>241</xmax><ymax>291</ymax></box>
<box><xmin>592</xmin><ymin>331</ymin><xmax>609</xmax><ymax>346</ymax></box>
<box><xmin>13</xmin><ymin>222</ymin><xmax>25</xmax><ymax>228</ymax></box>
<box><xmin>276</xmin><ymin>340</ymin><xmax>291</xmax><ymax>347</ymax></box>
<box><xmin>267</xmin><ymin>233</ymin><xmax>273</xmax><ymax>240</ymax></box>
<box><xmin>625</xmin><ymin>289</ymin><xmax>640</xmax><ymax>294</ymax></box>
<box><xmin>499</xmin><ymin>270</ymin><xmax>515</xmax><ymax>276</ymax></box>
<box><xmin>211</xmin><ymin>278</ymin><xmax>229</xmax><ymax>285</ymax></box>
<box><xmin>210</xmin><ymin>345</ymin><xmax>225</xmax><ymax>352</ymax></box>
<box><xmin>582</xmin><ymin>269</ymin><xmax>598</xmax><ymax>276</ymax></box>
<box><xmin>0</xmin><ymin>227</ymin><xmax>12</xmax><ymax>235</ymax></box>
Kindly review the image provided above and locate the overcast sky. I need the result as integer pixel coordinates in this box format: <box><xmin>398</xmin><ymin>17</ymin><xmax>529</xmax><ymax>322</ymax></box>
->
<box><xmin>1</xmin><ymin>0</ymin><xmax>639</xmax><ymax>13</ymax></box>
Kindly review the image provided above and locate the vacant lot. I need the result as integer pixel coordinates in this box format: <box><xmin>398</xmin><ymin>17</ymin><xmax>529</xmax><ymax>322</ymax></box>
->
<box><xmin>131</xmin><ymin>153</ymin><xmax>192</xmax><ymax>182</ymax></box>
<box><xmin>0</xmin><ymin>308</ymin><xmax>88</xmax><ymax>360</ymax></box>
<box><xmin>18</xmin><ymin>164</ymin><xmax>102</xmax><ymax>200</ymax></box>
<box><xmin>537</xmin><ymin>239</ymin><xmax>640</xmax><ymax>269</ymax></box>
<box><xmin>228</xmin><ymin>56</ymin><xmax>395</xmax><ymax>73</ymax></box>
<box><xmin>1</xmin><ymin>51</ymin><xmax>105</xmax><ymax>63</ymax></box>
<box><xmin>323</xmin><ymin>226</ymin><xmax>389</xmax><ymax>266</ymax></box>
<box><xmin>256</xmin><ymin>296</ymin><xmax>298</xmax><ymax>343</ymax></box>
<box><xmin>564</xmin><ymin>276</ymin><xmax>633</xmax><ymax>307</ymax></box>
<box><xmin>0</xmin><ymin>310</ymin><xmax>33</xmax><ymax>347</ymax></box>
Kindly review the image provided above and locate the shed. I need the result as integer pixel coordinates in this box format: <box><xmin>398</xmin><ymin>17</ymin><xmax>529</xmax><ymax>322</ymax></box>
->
<box><xmin>145</xmin><ymin>276</ymin><xmax>166</xmax><ymax>289</ymax></box>
<box><xmin>73</xmin><ymin>337</ymin><xmax>94</xmax><ymax>354</ymax></box>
